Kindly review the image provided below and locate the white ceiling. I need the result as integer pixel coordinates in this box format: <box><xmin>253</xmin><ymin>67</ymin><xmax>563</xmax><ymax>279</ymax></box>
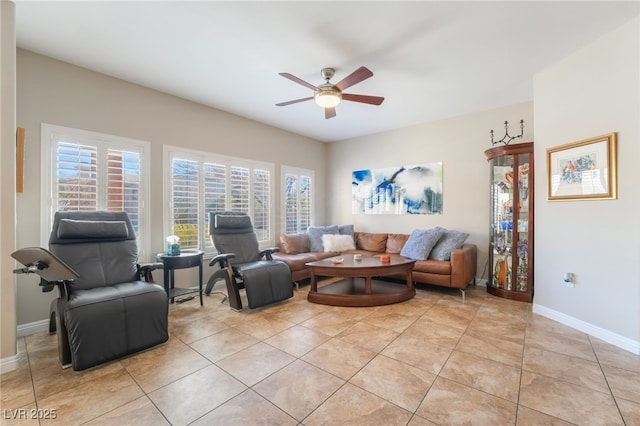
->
<box><xmin>15</xmin><ymin>1</ymin><xmax>639</xmax><ymax>142</ymax></box>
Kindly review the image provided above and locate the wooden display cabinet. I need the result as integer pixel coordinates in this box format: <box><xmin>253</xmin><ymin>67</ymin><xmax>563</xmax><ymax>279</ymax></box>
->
<box><xmin>484</xmin><ymin>142</ymin><xmax>534</xmax><ymax>302</ymax></box>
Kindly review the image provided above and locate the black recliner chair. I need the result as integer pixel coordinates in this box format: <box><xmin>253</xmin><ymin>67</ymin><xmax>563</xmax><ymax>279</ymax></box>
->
<box><xmin>15</xmin><ymin>211</ymin><xmax>169</xmax><ymax>371</ymax></box>
<box><xmin>205</xmin><ymin>211</ymin><xmax>293</xmax><ymax>310</ymax></box>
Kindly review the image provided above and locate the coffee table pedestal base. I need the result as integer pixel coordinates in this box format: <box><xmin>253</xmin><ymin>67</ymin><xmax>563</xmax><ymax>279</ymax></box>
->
<box><xmin>308</xmin><ymin>278</ymin><xmax>415</xmax><ymax>307</ymax></box>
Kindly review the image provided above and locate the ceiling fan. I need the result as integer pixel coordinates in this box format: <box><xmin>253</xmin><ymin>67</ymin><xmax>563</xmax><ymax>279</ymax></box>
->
<box><xmin>276</xmin><ymin>66</ymin><xmax>385</xmax><ymax>119</ymax></box>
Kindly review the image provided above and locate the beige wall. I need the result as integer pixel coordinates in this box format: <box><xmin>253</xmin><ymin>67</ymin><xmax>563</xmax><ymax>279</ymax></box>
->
<box><xmin>1</xmin><ymin>0</ymin><xmax>18</xmax><ymax>369</ymax></box>
<box><xmin>15</xmin><ymin>49</ymin><xmax>328</xmax><ymax>325</ymax></box>
<box><xmin>327</xmin><ymin>101</ymin><xmax>535</xmax><ymax>280</ymax></box>
<box><xmin>533</xmin><ymin>17</ymin><xmax>639</xmax><ymax>350</ymax></box>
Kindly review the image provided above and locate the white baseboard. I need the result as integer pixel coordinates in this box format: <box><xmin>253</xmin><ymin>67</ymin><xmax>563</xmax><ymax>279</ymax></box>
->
<box><xmin>533</xmin><ymin>303</ymin><xmax>640</xmax><ymax>355</ymax></box>
<box><xmin>0</xmin><ymin>354</ymin><xmax>23</xmax><ymax>374</ymax></box>
<box><xmin>17</xmin><ymin>319</ymin><xmax>49</xmax><ymax>337</ymax></box>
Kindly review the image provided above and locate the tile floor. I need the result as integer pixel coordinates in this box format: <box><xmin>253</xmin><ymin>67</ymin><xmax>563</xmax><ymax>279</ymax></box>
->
<box><xmin>2</xmin><ymin>283</ymin><xmax>639</xmax><ymax>425</ymax></box>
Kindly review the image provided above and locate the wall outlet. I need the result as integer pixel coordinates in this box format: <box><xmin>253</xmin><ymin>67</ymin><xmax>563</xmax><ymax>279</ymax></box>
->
<box><xmin>563</xmin><ymin>272</ymin><xmax>575</xmax><ymax>288</ymax></box>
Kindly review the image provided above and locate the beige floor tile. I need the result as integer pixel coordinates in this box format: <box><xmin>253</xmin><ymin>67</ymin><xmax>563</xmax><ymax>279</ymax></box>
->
<box><xmin>84</xmin><ymin>396</ymin><xmax>169</xmax><ymax>426</ymax></box>
<box><xmin>381</xmin><ymin>334</ymin><xmax>452</xmax><ymax>375</ymax></box>
<box><xmin>253</xmin><ymin>359</ymin><xmax>345</xmax><ymax>421</ymax></box>
<box><xmin>379</xmin><ymin>297</ymin><xmax>433</xmax><ymax>317</ymax></box>
<box><xmin>189</xmin><ymin>328</ymin><xmax>259</xmax><ymax>362</ymax></box>
<box><xmin>37</xmin><ymin>367</ymin><xmax>144</xmax><ymax>425</ymax></box>
<box><xmin>439</xmin><ymin>350</ymin><xmax>521</xmax><ymax>402</ymax></box>
<box><xmin>169</xmin><ymin>315</ymin><xmax>229</xmax><ymax>344</ymax></box>
<box><xmin>601</xmin><ymin>363</ymin><xmax>640</xmax><ymax>403</ymax></box>
<box><xmin>264</xmin><ymin>324</ymin><xmax>331</xmax><ymax>357</ymax></box>
<box><xmin>266</xmin><ymin>299</ymin><xmax>328</xmax><ymax>323</ymax></box>
<box><xmin>149</xmin><ymin>364</ymin><xmax>246</xmax><ymax>425</ymax></box>
<box><xmin>350</xmin><ymin>354</ymin><xmax>436</xmax><ymax>412</ymax></box>
<box><xmin>519</xmin><ymin>370</ymin><xmax>624</xmax><ymax>425</ymax></box>
<box><xmin>215</xmin><ymin>342</ymin><xmax>295</xmax><ymax>386</ymax></box>
<box><xmin>402</xmin><ymin>317</ymin><xmax>464</xmax><ymax>349</ymax></box>
<box><xmin>361</xmin><ymin>311</ymin><xmax>418</xmax><ymax>333</ymax></box>
<box><xmin>466</xmin><ymin>317</ymin><xmax>526</xmax><ymax>344</ymax></box>
<box><xmin>456</xmin><ymin>331</ymin><xmax>523</xmax><ymax>368</ymax></box>
<box><xmin>0</xmin><ymin>403</ymin><xmax>39</xmax><ymax>426</ymax></box>
<box><xmin>0</xmin><ymin>361</ymin><xmax>34</xmax><ymax>410</ymax></box>
<box><xmin>302</xmin><ymin>338</ymin><xmax>375</xmax><ymax>380</ymax></box>
<box><xmin>407</xmin><ymin>414</ymin><xmax>439</xmax><ymax>425</ymax></box>
<box><xmin>232</xmin><ymin>313</ymin><xmax>296</xmax><ymax>340</ymax></box>
<box><xmin>303</xmin><ymin>383</ymin><xmax>412</xmax><ymax>426</ymax></box>
<box><xmin>30</xmin><ymin>352</ymin><xmax>125</xmax><ymax>401</ymax></box>
<box><xmin>525</xmin><ymin>326</ymin><xmax>597</xmax><ymax>362</ymax></box>
<box><xmin>120</xmin><ymin>337</ymin><xmax>211</xmax><ymax>393</ymax></box>
<box><xmin>190</xmin><ymin>389</ymin><xmax>297</xmax><ymax>425</ymax></box>
<box><xmin>591</xmin><ymin>336</ymin><xmax>640</xmax><ymax>373</ymax></box>
<box><xmin>523</xmin><ymin>346</ymin><xmax>609</xmax><ymax>393</ymax></box>
<box><xmin>300</xmin><ymin>311</ymin><xmax>360</xmax><ymax>336</ymax></box>
<box><xmin>616</xmin><ymin>397</ymin><xmax>640</xmax><ymax>426</ymax></box>
<box><xmin>419</xmin><ymin>303</ymin><xmax>476</xmax><ymax>330</ymax></box>
<box><xmin>336</xmin><ymin>321</ymin><xmax>400</xmax><ymax>353</ymax></box>
<box><xmin>515</xmin><ymin>405</ymin><xmax>574</xmax><ymax>425</ymax></box>
<box><xmin>6</xmin><ymin>281</ymin><xmax>639</xmax><ymax>426</ymax></box>
<box><xmin>417</xmin><ymin>377</ymin><xmax>517</xmax><ymax>425</ymax></box>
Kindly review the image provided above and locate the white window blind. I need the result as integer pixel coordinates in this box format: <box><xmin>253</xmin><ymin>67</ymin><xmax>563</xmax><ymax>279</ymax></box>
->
<box><xmin>165</xmin><ymin>146</ymin><xmax>274</xmax><ymax>255</ymax></box>
<box><xmin>42</xmin><ymin>124</ymin><xmax>151</xmax><ymax>259</ymax></box>
<box><xmin>282</xmin><ymin>167</ymin><xmax>314</xmax><ymax>234</ymax></box>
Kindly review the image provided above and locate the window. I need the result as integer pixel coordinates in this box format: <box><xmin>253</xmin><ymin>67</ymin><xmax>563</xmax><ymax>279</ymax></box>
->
<box><xmin>165</xmin><ymin>146</ymin><xmax>274</xmax><ymax>255</ymax></box>
<box><xmin>282</xmin><ymin>166</ymin><xmax>314</xmax><ymax>234</ymax></box>
<box><xmin>41</xmin><ymin>124</ymin><xmax>151</xmax><ymax>258</ymax></box>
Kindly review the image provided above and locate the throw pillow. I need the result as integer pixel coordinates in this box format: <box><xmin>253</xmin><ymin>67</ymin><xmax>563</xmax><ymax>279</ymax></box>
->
<box><xmin>429</xmin><ymin>228</ymin><xmax>469</xmax><ymax>261</ymax></box>
<box><xmin>307</xmin><ymin>225</ymin><xmax>339</xmax><ymax>252</ymax></box>
<box><xmin>400</xmin><ymin>228</ymin><xmax>444</xmax><ymax>260</ymax></box>
<box><xmin>338</xmin><ymin>224</ymin><xmax>354</xmax><ymax>236</ymax></box>
<box><xmin>355</xmin><ymin>233</ymin><xmax>388</xmax><ymax>252</ymax></box>
<box><xmin>322</xmin><ymin>234</ymin><xmax>356</xmax><ymax>252</ymax></box>
<box><xmin>386</xmin><ymin>233</ymin><xmax>409</xmax><ymax>254</ymax></box>
<box><xmin>279</xmin><ymin>233</ymin><xmax>310</xmax><ymax>254</ymax></box>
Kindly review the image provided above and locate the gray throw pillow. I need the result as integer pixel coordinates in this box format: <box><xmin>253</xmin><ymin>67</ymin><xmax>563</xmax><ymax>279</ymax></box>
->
<box><xmin>307</xmin><ymin>225</ymin><xmax>339</xmax><ymax>252</ymax></box>
<box><xmin>429</xmin><ymin>228</ymin><xmax>469</xmax><ymax>261</ymax></box>
<box><xmin>338</xmin><ymin>224</ymin><xmax>354</xmax><ymax>236</ymax></box>
<box><xmin>400</xmin><ymin>228</ymin><xmax>444</xmax><ymax>260</ymax></box>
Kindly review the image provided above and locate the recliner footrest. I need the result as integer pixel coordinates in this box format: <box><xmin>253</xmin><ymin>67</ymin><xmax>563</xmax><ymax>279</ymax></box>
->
<box><xmin>239</xmin><ymin>261</ymin><xmax>293</xmax><ymax>309</ymax></box>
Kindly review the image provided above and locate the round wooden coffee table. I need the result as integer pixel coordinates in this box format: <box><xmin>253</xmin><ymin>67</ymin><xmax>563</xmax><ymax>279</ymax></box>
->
<box><xmin>306</xmin><ymin>255</ymin><xmax>416</xmax><ymax>307</ymax></box>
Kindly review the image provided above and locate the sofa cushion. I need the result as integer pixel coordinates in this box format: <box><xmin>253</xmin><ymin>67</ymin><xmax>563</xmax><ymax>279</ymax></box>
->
<box><xmin>400</xmin><ymin>228</ymin><xmax>444</xmax><ymax>260</ymax></box>
<box><xmin>429</xmin><ymin>228</ymin><xmax>470</xmax><ymax>261</ymax></box>
<box><xmin>307</xmin><ymin>225</ymin><xmax>339</xmax><ymax>252</ymax></box>
<box><xmin>386</xmin><ymin>234</ymin><xmax>409</xmax><ymax>254</ymax></box>
<box><xmin>355</xmin><ymin>233</ymin><xmax>388</xmax><ymax>252</ymax></box>
<box><xmin>322</xmin><ymin>234</ymin><xmax>356</xmax><ymax>252</ymax></box>
<box><xmin>279</xmin><ymin>233</ymin><xmax>310</xmax><ymax>254</ymax></box>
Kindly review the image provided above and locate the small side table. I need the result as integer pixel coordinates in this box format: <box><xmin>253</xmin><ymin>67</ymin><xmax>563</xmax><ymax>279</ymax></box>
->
<box><xmin>156</xmin><ymin>250</ymin><xmax>204</xmax><ymax>306</ymax></box>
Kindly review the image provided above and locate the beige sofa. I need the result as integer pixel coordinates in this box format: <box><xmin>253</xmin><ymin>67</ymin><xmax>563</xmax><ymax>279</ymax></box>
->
<box><xmin>272</xmin><ymin>231</ymin><xmax>477</xmax><ymax>297</ymax></box>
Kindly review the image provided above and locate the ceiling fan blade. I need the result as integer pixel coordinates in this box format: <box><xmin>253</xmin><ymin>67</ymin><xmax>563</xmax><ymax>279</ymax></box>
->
<box><xmin>334</xmin><ymin>66</ymin><xmax>374</xmax><ymax>91</ymax></box>
<box><xmin>342</xmin><ymin>93</ymin><xmax>385</xmax><ymax>105</ymax></box>
<box><xmin>279</xmin><ymin>73</ymin><xmax>318</xmax><ymax>91</ymax></box>
<box><xmin>276</xmin><ymin>97</ymin><xmax>314</xmax><ymax>107</ymax></box>
<box><xmin>325</xmin><ymin>107</ymin><xmax>336</xmax><ymax>119</ymax></box>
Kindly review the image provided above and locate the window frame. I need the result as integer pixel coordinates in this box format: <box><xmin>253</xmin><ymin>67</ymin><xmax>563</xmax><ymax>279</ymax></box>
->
<box><xmin>163</xmin><ymin>145</ymin><xmax>275</xmax><ymax>256</ymax></box>
<box><xmin>281</xmin><ymin>165</ymin><xmax>314</xmax><ymax>234</ymax></box>
<box><xmin>40</xmin><ymin>123</ymin><xmax>151</xmax><ymax>260</ymax></box>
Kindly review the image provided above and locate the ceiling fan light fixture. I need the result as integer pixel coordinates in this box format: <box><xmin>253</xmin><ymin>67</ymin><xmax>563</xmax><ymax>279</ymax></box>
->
<box><xmin>314</xmin><ymin>85</ymin><xmax>342</xmax><ymax>108</ymax></box>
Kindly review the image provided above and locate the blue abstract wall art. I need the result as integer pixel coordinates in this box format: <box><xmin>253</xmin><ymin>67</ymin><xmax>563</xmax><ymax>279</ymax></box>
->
<box><xmin>352</xmin><ymin>163</ymin><xmax>443</xmax><ymax>215</ymax></box>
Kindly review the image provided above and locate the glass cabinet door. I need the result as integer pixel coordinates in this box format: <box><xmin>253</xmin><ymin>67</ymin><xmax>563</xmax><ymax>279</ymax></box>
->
<box><xmin>485</xmin><ymin>142</ymin><xmax>533</xmax><ymax>302</ymax></box>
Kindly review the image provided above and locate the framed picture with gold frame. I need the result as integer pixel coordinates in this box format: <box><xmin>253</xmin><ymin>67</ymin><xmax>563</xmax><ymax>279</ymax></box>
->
<box><xmin>547</xmin><ymin>133</ymin><xmax>617</xmax><ymax>201</ymax></box>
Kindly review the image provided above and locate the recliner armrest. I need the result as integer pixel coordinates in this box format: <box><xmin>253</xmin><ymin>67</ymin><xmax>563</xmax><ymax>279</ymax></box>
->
<box><xmin>259</xmin><ymin>247</ymin><xmax>280</xmax><ymax>260</ymax></box>
<box><xmin>209</xmin><ymin>253</ymin><xmax>236</xmax><ymax>268</ymax></box>
<box><xmin>137</xmin><ymin>262</ymin><xmax>164</xmax><ymax>282</ymax></box>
